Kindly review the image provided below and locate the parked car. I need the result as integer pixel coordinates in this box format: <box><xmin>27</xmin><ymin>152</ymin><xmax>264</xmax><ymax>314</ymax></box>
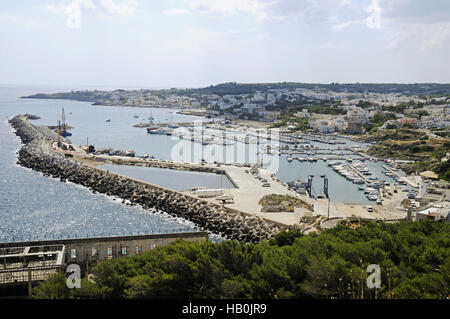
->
<box><xmin>262</xmin><ymin>183</ymin><xmax>270</xmax><ymax>187</ymax></box>
<box><xmin>367</xmin><ymin>206</ymin><xmax>374</xmax><ymax>213</ymax></box>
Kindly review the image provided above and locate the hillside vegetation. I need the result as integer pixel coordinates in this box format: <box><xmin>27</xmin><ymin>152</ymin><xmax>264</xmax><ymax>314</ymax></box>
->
<box><xmin>33</xmin><ymin>221</ymin><xmax>449</xmax><ymax>299</ymax></box>
<box><xmin>362</xmin><ymin>128</ymin><xmax>450</xmax><ymax>180</ymax></box>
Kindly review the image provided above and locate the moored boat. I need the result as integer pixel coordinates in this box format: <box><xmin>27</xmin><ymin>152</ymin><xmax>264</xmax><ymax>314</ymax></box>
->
<box><xmin>147</xmin><ymin>127</ymin><xmax>161</xmax><ymax>134</ymax></box>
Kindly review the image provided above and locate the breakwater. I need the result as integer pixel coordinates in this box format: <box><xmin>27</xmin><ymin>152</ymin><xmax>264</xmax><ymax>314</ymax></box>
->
<box><xmin>103</xmin><ymin>156</ymin><xmax>225</xmax><ymax>174</ymax></box>
<box><xmin>9</xmin><ymin>115</ymin><xmax>281</xmax><ymax>243</ymax></box>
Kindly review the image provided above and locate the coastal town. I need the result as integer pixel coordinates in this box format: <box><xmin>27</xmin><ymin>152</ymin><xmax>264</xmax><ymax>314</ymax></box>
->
<box><xmin>27</xmin><ymin>83</ymin><xmax>450</xmax><ymax>134</ymax></box>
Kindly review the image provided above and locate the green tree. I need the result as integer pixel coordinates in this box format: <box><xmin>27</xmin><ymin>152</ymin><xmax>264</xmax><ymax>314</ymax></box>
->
<box><xmin>32</xmin><ymin>273</ymin><xmax>73</xmax><ymax>299</ymax></box>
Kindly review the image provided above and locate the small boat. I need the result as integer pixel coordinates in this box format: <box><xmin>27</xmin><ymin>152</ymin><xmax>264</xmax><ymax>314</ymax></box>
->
<box><xmin>364</xmin><ymin>187</ymin><xmax>376</xmax><ymax>194</ymax></box>
<box><xmin>147</xmin><ymin>127</ymin><xmax>161</xmax><ymax>134</ymax></box>
<box><xmin>287</xmin><ymin>157</ymin><xmax>293</xmax><ymax>162</ymax></box>
<box><xmin>61</xmin><ymin>131</ymin><xmax>72</xmax><ymax>137</ymax></box>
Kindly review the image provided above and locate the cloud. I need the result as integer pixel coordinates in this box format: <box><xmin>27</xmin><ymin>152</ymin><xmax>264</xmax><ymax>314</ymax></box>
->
<box><xmin>378</xmin><ymin>0</ymin><xmax>450</xmax><ymax>25</ymax></box>
<box><xmin>100</xmin><ymin>0</ymin><xmax>137</xmax><ymax>16</ymax></box>
<box><xmin>44</xmin><ymin>0</ymin><xmax>138</xmax><ymax>29</ymax></box>
<box><xmin>320</xmin><ymin>42</ymin><xmax>344</xmax><ymax>50</ymax></box>
<box><xmin>162</xmin><ymin>25</ymin><xmax>261</xmax><ymax>55</ymax></box>
<box><xmin>366</xmin><ymin>0</ymin><xmax>381</xmax><ymax>29</ymax></box>
<box><xmin>184</xmin><ymin>0</ymin><xmax>355</xmax><ymax>23</ymax></box>
<box><xmin>369</xmin><ymin>0</ymin><xmax>450</xmax><ymax>49</ymax></box>
<box><xmin>162</xmin><ymin>8</ymin><xmax>191</xmax><ymax>16</ymax></box>
<box><xmin>185</xmin><ymin>0</ymin><xmax>271</xmax><ymax>20</ymax></box>
<box><xmin>387</xmin><ymin>22</ymin><xmax>450</xmax><ymax>50</ymax></box>
<box><xmin>332</xmin><ymin>19</ymin><xmax>363</xmax><ymax>31</ymax></box>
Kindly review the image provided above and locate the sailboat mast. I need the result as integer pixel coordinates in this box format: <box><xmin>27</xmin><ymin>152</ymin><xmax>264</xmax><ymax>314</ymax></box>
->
<box><xmin>61</xmin><ymin>108</ymin><xmax>66</xmax><ymax>132</ymax></box>
<box><xmin>57</xmin><ymin>120</ymin><xmax>61</xmax><ymax>146</ymax></box>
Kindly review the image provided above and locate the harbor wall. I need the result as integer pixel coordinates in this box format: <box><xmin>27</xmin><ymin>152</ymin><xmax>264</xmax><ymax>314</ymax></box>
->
<box><xmin>9</xmin><ymin>115</ymin><xmax>282</xmax><ymax>243</ymax></box>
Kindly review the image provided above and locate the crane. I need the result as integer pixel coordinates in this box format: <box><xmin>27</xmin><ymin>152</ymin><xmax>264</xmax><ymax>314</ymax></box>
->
<box><xmin>306</xmin><ymin>175</ymin><xmax>329</xmax><ymax>199</ymax></box>
<box><xmin>306</xmin><ymin>175</ymin><xmax>331</xmax><ymax>219</ymax></box>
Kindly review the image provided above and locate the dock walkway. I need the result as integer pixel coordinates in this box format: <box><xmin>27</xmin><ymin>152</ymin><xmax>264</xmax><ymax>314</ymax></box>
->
<box><xmin>348</xmin><ymin>165</ymin><xmax>370</xmax><ymax>183</ymax></box>
<box><xmin>382</xmin><ymin>165</ymin><xmax>419</xmax><ymax>188</ymax></box>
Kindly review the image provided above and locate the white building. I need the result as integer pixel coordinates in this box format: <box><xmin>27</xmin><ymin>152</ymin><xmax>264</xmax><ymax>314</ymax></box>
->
<box><xmin>416</xmin><ymin>204</ymin><xmax>450</xmax><ymax>223</ymax></box>
<box><xmin>295</xmin><ymin>109</ymin><xmax>310</xmax><ymax>118</ymax></box>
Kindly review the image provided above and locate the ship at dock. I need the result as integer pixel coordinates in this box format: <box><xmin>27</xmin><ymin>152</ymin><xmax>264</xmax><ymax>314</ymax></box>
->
<box><xmin>147</xmin><ymin>126</ymin><xmax>162</xmax><ymax>134</ymax></box>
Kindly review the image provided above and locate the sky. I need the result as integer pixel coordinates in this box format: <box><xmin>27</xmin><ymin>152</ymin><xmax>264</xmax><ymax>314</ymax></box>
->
<box><xmin>1</xmin><ymin>0</ymin><xmax>450</xmax><ymax>88</ymax></box>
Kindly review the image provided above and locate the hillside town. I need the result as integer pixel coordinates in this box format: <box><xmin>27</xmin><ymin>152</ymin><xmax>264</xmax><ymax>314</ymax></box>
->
<box><xmin>26</xmin><ymin>84</ymin><xmax>450</xmax><ymax>135</ymax></box>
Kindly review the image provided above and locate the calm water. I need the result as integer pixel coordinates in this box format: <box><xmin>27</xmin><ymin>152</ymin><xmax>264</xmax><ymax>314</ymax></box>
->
<box><xmin>101</xmin><ymin>164</ymin><xmax>236</xmax><ymax>191</ymax></box>
<box><xmin>0</xmin><ymin>85</ymin><xmax>412</xmax><ymax>242</ymax></box>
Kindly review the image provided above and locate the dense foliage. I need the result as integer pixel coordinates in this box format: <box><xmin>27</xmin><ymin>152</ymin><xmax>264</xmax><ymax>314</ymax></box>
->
<box><xmin>179</xmin><ymin>82</ymin><xmax>450</xmax><ymax>97</ymax></box>
<box><xmin>33</xmin><ymin>221</ymin><xmax>450</xmax><ymax>299</ymax></box>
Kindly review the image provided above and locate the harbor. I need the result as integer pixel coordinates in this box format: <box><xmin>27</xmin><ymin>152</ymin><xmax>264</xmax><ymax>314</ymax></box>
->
<box><xmin>61</xmin><ymin>107</ymin><xmax>423</xmax><ymax>219</ymax></box>
<box><xmin>43</xmin><ymin>113</ymin><xmax>418</xmax><ymax>222</ymax></box>
<box><xmin>0</xmin><ymin>88</ymin><xmax>425</xmax><ymax>243</ymax></box>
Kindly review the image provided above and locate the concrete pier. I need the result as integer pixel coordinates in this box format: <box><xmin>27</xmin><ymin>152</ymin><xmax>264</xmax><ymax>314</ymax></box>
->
<box><xmin>348</xmin><ymin>164</ymin><xmax>371</xmax><ymax>183</ymax></box>
<box><xmin>382</xmin><ymin>165</ymin><xmax>419</xmax><ymax>188</ymax></box>
<box><xmin>197</xmin><ymin>166</ymin><xmax>313</xmax><ymax>226</ymax></box>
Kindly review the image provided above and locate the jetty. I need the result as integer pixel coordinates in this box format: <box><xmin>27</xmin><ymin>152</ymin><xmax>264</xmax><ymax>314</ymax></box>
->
<box><xmin>382</xmin><ymin>165</ymin><xmax>419</xmax><ymax>188</ymax></box>
<box><xmin>348</xmin><ymin>165</ymin><xmax>371</xmax><ymax>183</ymax></box>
